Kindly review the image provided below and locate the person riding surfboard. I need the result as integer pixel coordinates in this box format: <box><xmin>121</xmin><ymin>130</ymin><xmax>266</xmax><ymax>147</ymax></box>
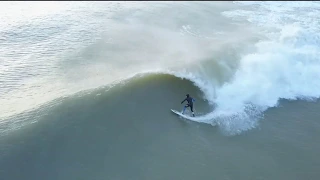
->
<box><xmin>181</xmin><ymin>94</ymin><xmax>195</xmax><ymax>117</ymax></box>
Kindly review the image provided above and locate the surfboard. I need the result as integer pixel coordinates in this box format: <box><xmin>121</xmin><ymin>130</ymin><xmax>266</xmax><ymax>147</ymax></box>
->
<box><xmin>171</xmin><ymin>109</ymin><xmax>196</xmax><ymax>120</ymax></box>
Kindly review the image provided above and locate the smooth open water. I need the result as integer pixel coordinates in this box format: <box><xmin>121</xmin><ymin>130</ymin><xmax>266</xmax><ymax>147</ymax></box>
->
<box><xmin>1</xmin><ymin>1</ymin><xmax>320</xmax><ymax>180</ymax></box>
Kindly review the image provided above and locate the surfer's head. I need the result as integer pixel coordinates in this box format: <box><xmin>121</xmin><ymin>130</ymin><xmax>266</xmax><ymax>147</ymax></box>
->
<box><xmin>186</xmin><ymin>94</ymin><xmax>189</xmax><ymax>97</ymax></box>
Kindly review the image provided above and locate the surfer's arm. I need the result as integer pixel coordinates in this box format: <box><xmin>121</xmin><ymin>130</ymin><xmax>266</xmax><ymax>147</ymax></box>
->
<box><xmin>192</xmin><ymin>98</ymin><xmax>195</xmax><ymax>102</ymax></box>
<box><xmin>181</xmin><ymin>98</ymin><xmax>186</xmax><ymax>104</ymax></box>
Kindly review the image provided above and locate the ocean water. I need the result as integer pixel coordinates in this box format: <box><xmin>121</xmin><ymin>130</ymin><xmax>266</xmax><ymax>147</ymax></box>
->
<box><xmin>1</xmin><ymin>1</ymin><xmax>320</xmax><ymax>180</ymax></box>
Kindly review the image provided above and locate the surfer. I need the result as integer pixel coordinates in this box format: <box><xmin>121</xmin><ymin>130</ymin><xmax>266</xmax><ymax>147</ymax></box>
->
<box><xmin>181</xmin><ymin>94</ymin><xmax>195</xmax><ymax>117</ymax></box>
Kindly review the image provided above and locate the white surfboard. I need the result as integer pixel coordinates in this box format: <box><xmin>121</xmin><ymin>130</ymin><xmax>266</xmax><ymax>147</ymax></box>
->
<box><xmin>171</xmin><ymin>109</ymin><xmax>196</xmax><ymax>121</ymax></box>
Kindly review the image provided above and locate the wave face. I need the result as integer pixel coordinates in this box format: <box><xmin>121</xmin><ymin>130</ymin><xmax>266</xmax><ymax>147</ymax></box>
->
<box><xmin>1</xmin><ymin>2</ymin><xmax>320</xmax><ymax>135</ymax></box>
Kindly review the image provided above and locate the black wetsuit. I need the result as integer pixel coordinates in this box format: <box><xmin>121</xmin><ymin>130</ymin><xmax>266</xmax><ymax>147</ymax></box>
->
<box><xmin>181</xmin><ymin>96</ymin><xmax>194</xmax><ymax>112</ymax></box>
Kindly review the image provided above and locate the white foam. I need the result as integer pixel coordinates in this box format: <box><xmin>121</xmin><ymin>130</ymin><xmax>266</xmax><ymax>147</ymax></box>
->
<box><xmin>161</xmin><ymin>2</ymin><xmax>320</xmax><ymax>135</ymax></box>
